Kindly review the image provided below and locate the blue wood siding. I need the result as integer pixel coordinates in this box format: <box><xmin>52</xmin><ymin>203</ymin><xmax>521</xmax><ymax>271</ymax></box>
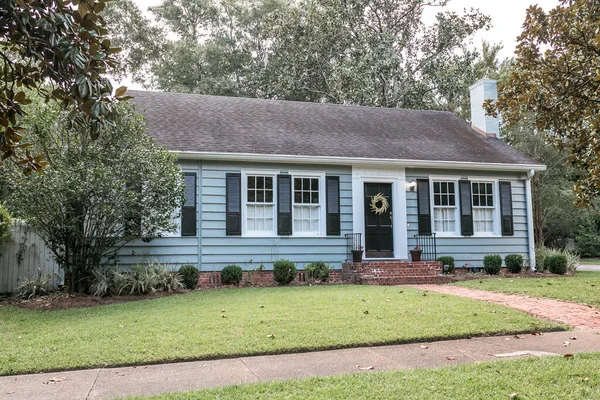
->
<box><xmin>406</xmin><ymin>169</ymin><xmax>530</xmax><ymax>268</ymax></box>
<box><xmin>200</xmin><ymin>161</ymin><xmax>352</xmax><ymax>271</ymax></box>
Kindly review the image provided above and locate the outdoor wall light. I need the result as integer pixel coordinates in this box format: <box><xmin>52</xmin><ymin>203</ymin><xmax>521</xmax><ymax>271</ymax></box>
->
<box><xmin>407</xmin><ymin>180</ymin><xmax>417</xmax><ymax>192</ymax></box>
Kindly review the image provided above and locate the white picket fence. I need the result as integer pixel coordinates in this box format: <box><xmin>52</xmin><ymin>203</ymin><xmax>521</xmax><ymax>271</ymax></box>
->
<box><xmin>0</xmin><ymin>222</ymin><xmax>62</xmax><ymax>294</ymax></box>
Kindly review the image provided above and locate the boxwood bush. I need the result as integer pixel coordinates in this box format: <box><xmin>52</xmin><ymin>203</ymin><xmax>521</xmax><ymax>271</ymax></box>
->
<box><xmin>436</xmin><ymin>256</ymin><xmax>455</xmax><ymax>274</ymax></box>
<box><xmin>273</xmin><ymin>259</ymin><xmax>297</xmax><ymax>285</ymax></box>
<box><xmin>504</xmin><ymin>254</ymin><xmax>523</xmax><ymax>274</ymax></box>
<box><xmin>546</xmin><ymin>254</ymin><xmax>568</xmax><ymax>275</ymax></box>
<box><xmin>305</xmin><ymin>261</ymin><xmax>330</xmax><ymax>281</ymax></box>
<box><xmin>483</xmin><ymin>254</ymin><xmax>502</xmax><ymax>275</ymax></box>
<box><xmin>221</xmin><ymin>265</ymin><xmax>243</xmax><ymax>285</ymax></box>
<box><xmin>179</xmin><ymin>265</ymin><xmax>199</xmax><ymax>289</ymax></box>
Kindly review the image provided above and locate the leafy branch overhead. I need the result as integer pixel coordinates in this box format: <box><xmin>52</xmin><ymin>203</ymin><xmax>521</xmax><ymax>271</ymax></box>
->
<box><xmin>486</xmin><ymin>0</ymin><xmax>600</xmax><ymax>206</ymax></box>
<box><xmin>0</xmin><ymin>0</ymin><xmax>130</xmax><ymax>173</ymax></box>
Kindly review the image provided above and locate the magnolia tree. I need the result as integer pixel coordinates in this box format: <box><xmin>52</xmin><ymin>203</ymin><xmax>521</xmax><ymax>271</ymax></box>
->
<box><xmin>4</xmin><ymin>103</ymin><xmax>185</xmax><ymax>293</ymax></box>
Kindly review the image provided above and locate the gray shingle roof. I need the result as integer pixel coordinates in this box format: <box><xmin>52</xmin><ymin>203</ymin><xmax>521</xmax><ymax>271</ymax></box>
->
<box><xmin>130</xmin><ymin>90</ymin><xmax>540</xmax><ymax>167</ymax></box>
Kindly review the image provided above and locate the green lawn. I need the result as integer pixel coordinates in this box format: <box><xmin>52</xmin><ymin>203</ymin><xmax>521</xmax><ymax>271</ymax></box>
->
<box><xmin>0</xmin><ymin>285</ymin><xmax>563</xmax><ymax>376</ymax></box>
<box><xmin>580</xmin><ymin>258</ymin><xmax>600</xmax><ymax>265</ymax></box>
<box><xmin>128</xmin><ymin>353</ymin><xmax>600</xmax><ymax>400</ymax></box>
<box><xmin>456</xmin><ymin>271</ymin><xmax>600</xmax><ymax>307</ymax></box>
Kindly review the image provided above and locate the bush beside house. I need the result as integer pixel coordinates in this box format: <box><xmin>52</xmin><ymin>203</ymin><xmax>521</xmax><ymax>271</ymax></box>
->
<box><xmin>483</xmin><ymin>255</ymin><xmax>502</xmax><ymax>275</ymax></box>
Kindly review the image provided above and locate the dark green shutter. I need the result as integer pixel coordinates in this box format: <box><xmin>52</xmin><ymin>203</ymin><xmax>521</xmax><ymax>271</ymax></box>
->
<box><xmin>459</xmin><ymin>180</ymin><xmax>473</xmax><ymax>236</ymax></box>
<box><xmin>416</xmin><ymin>179</ymin><xmax>432</xmax><ymax>235</ymax></box>
<box><xmin>182</xmin><ymin>173</ymin><xmax>197</xmax><ymax>236</ymax></box>
<box><xmin>277</xmin><ymin>174</ymin><xmax>292</xmax><ymax>235</ymax></box>
<box><xmin>326</xmin><ymin>176</ymin><xmax>340</xmax><ymax>236</ymax></box>
<box><xmin>225</xmin><ymin>173</ymin><xmax>241</xmax><ymax>236</ymax></box>
<box><xmin>499</xmin><ymin>181</ymin><xmax>514</xmax><ymax>236</ymax></box>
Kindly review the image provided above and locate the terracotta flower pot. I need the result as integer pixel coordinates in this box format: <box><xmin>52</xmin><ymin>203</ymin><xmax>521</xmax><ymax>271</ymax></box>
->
<box><xmin>410</xmin><ymin>249</ymin><xmax>422</xmax><ymax>262</ymax></box>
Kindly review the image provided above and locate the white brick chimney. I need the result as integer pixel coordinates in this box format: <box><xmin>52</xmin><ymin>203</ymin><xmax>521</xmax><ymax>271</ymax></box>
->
<box><xmin>469</xmin><ymin>79</ymin><xmax>500</xmax><ymax>138</ymax></box>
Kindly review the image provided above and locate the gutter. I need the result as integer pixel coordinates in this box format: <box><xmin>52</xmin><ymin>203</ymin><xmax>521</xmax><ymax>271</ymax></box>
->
<box><xmin>525</xmin><ymin>169</ymin><xmax>537</xmax><ymax>271</ymax></box>
<box><xmin>174</xmin><ymin>151</ymin><xmax>547</xmax><ymax>172</ymax></box>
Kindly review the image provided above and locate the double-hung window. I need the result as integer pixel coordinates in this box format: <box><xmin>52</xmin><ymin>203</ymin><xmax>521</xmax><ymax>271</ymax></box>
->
<box><xmin>246</xmin><ymin>175</ymin><xmax>275</xmax><ymax>235</ymax></box>
<box><xmin>472</xmin><ymin>182</ymin><xmax>496</xmax><ymax>234</ymax></box>
<box><xmin>432</xmin><ymin>181</ymin><xmax>458</xmax><ymax>234</ymax></box>
<box><xmin>293</xmin><ymin>177</ymin><xmax>321</xmax><ymax>234</ymax></box>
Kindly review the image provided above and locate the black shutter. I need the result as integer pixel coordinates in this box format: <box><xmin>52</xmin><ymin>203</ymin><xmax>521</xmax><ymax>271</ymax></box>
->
<box><xmin>225</xmin><ymin>173</ymin><xmax>241</xmax><ymax>235</ymax></box>
<box><xmin>326</xmin><ymin>176</ymin><xmax>341</xmax><ymax>236</ymax></box>
<box><xmin>182</xmin><ymin>173</ymin><xmax>197</xmax><ymax>236</ymax></box>
<box><xmin>499</xmin><ymin>181</ymin><xmax>514</xmax><ymax>236</ymax></box>
<box><xmin>459</xmin><ymin>180</ymin><xmax>474</xmax><ymax>236</ymax></box>
<box><xmin>416</xmin><ymin>179</ymin><xmax>432</xmax><ymax>235</ymax></box>
<box><xmin>277</xmin><ymin>174</ymin><xmax>292</xmax><ymax>235</ymax></box>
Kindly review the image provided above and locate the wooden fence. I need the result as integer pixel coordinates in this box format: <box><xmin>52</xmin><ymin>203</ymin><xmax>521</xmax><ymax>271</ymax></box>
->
<box><xmin>0</xmin><ymin>222</ymin><xmax>62</xmax><ymax>294</ymax></box>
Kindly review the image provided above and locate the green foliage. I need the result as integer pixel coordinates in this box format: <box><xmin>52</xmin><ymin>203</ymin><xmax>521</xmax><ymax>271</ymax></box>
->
<box><xmin>0</xmin><ymin>204</ymin><xmax>11</xmax><ymax>249</ymax></box>
<box><xmin>483</xmin><ymin>254</ymin><xmax>502</xmax><ymax>275</ymax></box>
<box><xmin>304</xmin><ymin>261</ymin><xmax>330</xmax><ymax>281</ymax></box>
<box><xmin>273</xmin><ymin>259</ymin><xmax>297</xmax><ymax>285</ymax></box>
<box><xmin>536</xmin><ymin>247</ymin><xmax>579</xmax><ymax>273</ymax></box>
<box><xmin>179</xmin><ymin>265</ymin><xmax>200</xmax><ymax>289</ymax></box>
<box><xmin>221</xmin><ymin>265</ymin><xmax>243</xmax><ymax>285</ymax></box>
<box><xmin>0</xmin><ymin>0</ymin><xmax>126</xmax><ymax>171</ymax></box>
<box><xmin>16</xmin><ymin>268</ymin><xmax>53</xmax><ymax>299</ymax></box>
<box><xmin>90</xmin><ymin>263</ymin><xmax>183</xmax><ymax>297</ymax></box>
<box><xmin>546</xmin><ymin>254</ymin><xmax>568</xmax><ymax>275</ymax></box>
<box><xmin>490</xmin><ymin>1</ymin><xmax>600</xmax><ymax>205</ymax></box>
<box><xmin>3</xmin><ymin>103</ymin><xmax>186</xmax><ymax>293</ymax></box>
<box><xmin>576</xmin><ymin>218</ymin><xmax>600</xmax><ymax>258</ymax></box>
<box><xmin>504</xmin><ymin>254</ymin><xmax>523</xmax><ymax>274</ymax></box>
<box><xmin>436</xmin><ymin>256</ymin><xmax>455</xmax><ymax>275</ymax></box>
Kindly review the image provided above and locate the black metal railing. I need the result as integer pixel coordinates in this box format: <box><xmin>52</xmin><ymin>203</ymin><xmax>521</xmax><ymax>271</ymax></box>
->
<box><xmin>413</xmin><ymin>233</ymin><xmax>437</xmax><ymax>261</ymax></box>
<box><xmin>345</xmin><ymin>233</ymin><xmax>362</xmax><ymax>262</ymax></box>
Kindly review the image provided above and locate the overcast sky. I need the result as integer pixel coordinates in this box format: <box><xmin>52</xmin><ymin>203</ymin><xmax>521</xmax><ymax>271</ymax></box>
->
<box><xmin>122</xmin><ymin>0</ymin><xmax>559</xmax><ymax>89</ymax></box>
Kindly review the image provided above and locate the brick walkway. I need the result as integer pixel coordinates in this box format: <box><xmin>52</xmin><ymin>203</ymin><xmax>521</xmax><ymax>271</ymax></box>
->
<box><xmin>413</xmin><ymin>284</ymin><xmax>600</xmax><ymax>330</ymax></box>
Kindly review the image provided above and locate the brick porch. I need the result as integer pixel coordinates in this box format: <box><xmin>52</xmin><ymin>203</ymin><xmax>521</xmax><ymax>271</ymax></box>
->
<box><xmin>342</xmin><ymin>260</ymin><xmax>452</xmax><ymax>285</ymax></box>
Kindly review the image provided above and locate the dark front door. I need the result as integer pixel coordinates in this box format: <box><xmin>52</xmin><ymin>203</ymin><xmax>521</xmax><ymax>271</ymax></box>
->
<box><xmin>364</xmin><ymin>183</ymin><xmax>394</xmax><ymax>258</ymax></box>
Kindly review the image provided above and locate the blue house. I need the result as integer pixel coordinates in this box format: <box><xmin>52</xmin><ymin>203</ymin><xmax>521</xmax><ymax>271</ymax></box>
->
<box><xmin>121</xmin><ymin>79</ymin><xmax>544</xmax><ymax>273</ymax></box>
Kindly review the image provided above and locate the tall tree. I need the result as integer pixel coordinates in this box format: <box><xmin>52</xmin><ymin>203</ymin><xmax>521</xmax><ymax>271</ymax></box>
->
<box><xmin>0</xmin><ymin>0</ymin><xmax>128</xmax><ymax>173</ymax></box>
<box><xmin>487</xmin><ymin>0</ymin><xmax>600</xmax><ymax>206</ymax></box>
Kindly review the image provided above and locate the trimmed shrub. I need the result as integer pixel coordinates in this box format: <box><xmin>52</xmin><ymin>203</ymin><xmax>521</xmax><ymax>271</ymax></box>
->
<box><xmin>483</xmin><ymin>254</ymin><xmax>502</xmax><ymax>275</ymax></box>
<box><xmin>505</xmin><ymin>254</ymin><xmax>524</xmax><ymax>274</ymax></box>
<box><xmin>305</xmin><ymin>261</ymin><xmax>330</xmax><ymax>281</ymax></box>
<box><xmin>221</xmin><ymin>265</ymin><xmax>243</xmax><ymax>285</ymax></box>
<box><xmin>179</xmin><ymin>265</ymin><xmax>199</xmax><ymax>289</ymax></box>
<box><xmin>436</xmin><ymin>256</ymin><xmax>455</xmax><ymax>274</ymax></box>
<box><xmin>536</xmin><ymin>247</ymin><xmax>579</xmax><ymax>272</ymax></box>
<box><xmin>546</xmin><ymin>254</ymin><xmax>568</xmax><ymax>275</ymax></box>
<box><xmin>273</xmin><ymin>259</ymin><xmax>297</xmax><ymax>285</ymax></box>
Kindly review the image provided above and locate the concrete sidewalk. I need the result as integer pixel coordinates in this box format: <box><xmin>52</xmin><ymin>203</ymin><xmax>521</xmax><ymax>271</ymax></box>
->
<box><xmin>578</xmin><ymin>264</ymin><xmax>600</xmax><ymax>272</ymax></box>
<box><xmin>1</xmin><ymin>330</ymin><xmax>599</xmax><ymax>400</ymax></box>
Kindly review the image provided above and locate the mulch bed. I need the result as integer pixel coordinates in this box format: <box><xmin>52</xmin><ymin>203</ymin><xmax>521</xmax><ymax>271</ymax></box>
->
<box><xmin>0</xmin><ymin>290</ymin><xmax>190</xmax><ymax>311</ymax></box>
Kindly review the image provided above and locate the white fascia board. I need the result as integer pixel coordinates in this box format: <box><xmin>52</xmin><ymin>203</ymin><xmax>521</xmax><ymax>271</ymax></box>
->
<box><xmin>174</xmin><ymin>151</ymin><xmax>547</xmax><ymax>172</ymax></box>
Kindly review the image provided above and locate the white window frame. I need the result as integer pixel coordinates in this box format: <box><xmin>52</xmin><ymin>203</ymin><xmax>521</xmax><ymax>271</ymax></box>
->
<box><xmin>469</xmin><ymin>178</ymin><xmax>501</xmax><ymax>237</ymax></box>
<box><xmin>289</xmin><ymin>171</ymin><xmax>326</xmax><ymax>237</ymax></box>
<box><xmin>241</xmin><ymin>169</ymin><xmax>278</xmax><ymax>237</ymax></box>
<box><xmin>429</xmin><ymin>176</ymin><xmax>461</xmax><ymax>237</ymax></box>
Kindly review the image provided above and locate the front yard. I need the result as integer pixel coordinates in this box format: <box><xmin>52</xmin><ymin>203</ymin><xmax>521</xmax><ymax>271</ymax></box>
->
<box><xmin>129</xmin><ymin>352</ymin><xmax>600</xmax><ymax>400</ymax></box>
<box><xmin>0</xmin><ymin>285</ymin><xmax>563</xmax><ymax>375</ymax></box>
<box><xmin>456</xmin><ymin>271</ymin><xmax>600</xmax><ymax>307</ymax></box>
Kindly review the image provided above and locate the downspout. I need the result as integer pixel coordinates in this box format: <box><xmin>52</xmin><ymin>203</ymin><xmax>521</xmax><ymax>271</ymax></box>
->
<box><xmin>525</xmin><ymin>169</ymin><xmax>536</xmax><ymax>271</ymax></box>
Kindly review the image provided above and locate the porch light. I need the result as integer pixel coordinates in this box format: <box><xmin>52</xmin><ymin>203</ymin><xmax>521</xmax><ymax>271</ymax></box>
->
<box><xmin>406</xmin><ymin>180</ymin><xmax>417</xmax><ymax>192</ymax></box>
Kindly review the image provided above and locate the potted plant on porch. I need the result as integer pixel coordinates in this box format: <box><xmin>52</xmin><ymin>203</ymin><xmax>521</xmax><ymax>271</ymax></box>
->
<box><xmin>410</xmin><ymin>245</ymin><xmax>422</xmax><ymax>262</ymax></box>
<box><xmin>352</xmin><ymin>245</ymin><xmax>364</xmax><ymax>263</ymax></box>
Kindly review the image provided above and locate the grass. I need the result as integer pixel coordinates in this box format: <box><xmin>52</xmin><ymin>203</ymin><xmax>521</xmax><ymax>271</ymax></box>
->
<box><xmin>579</xmin><ymin>258</ymin><xmax>600</xmax><ymax>265</ymax></box>
<box><xmin>127</xmin><ymin>353</ymin><xmax>600</xmax><ymax>400</ymax></box>
<box><xmin>0</xmin><ymin>285</ymin><xmax>563</xmax><ymax>376</ymax></box>
<box><xmin>456</xmin><ymin>271</ymin><xmax>600</xmax><ymax>307</ymax></box>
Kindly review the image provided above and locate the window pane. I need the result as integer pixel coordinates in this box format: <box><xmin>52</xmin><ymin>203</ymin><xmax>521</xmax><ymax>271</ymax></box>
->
<box><xmin>441</xmin><ymin>182</ymin><xmax>447</xmax><ymax>193</ymax></box>
<box><xmin>434</xmin><ymin>182</ymin><xmax>440</xmax><ymax>194</ymax></box>
<box><xmin>265</xmin><ymin>190</ymin><xmax>273</xmax><ymax>203</ymax></box>
<box><xmin>312</xmin><ymin>191</ymin><xmax>319</xmax><ymax>204</ymax></box>
<box><xmin>472</xmin><ymin>183</ymin><xmax>479</xmax><ymax>195</ymax></box>
<box><xmin>248</xmin><ymin>176</ymin><xmax>255</xmax><ymax>189</ymax></box>
<box><xmin>487</xmin><ymin>195</ymin><xmax>493</xmax><ymax>207</ymax></box>
<box><xmin>448</xmin><ymin>182</ymin><xmax>455</xmax><ymax>193</ymax></box>
<box><xmin>449</xmin><ymin>194</ymin><xmax>455</xmax><ymax>206</ymax></box>
<box><xmin>294</xmin><ymin>178</ymin><xmax>301</xmax><ymax>190</ymax></box>
<box><xmin>486</xmin><ymin>183</ymin><xmax>493</xmax><ymax>195</ymax></box>
<box><xmin>473</xmin><ymin>195</ymin><xmax>479</xmax><ymax>207</ymax></box>
<box><xmin>257</xmin><ymin>190</ymin><xmax>264</xmax><ymax>203</ymax></box>
<box><xmin>434</xmin><ymin>194</ymin><xmax>441</xmax><ymax>206</ymax></box>
<box><xmin>441</xmin><ymin>194</ymin><xmax>448</xmax><ymax>206</ymax></box>
<box><xmin>303</xmin><ymin>178</ymin><xmax>310</xmax><ymax>190</ymax></box>
<box><xmin>257</xmin><ymin>176</ymin><xmax>264</xmax><ymax>189</ymax></box>
<box><xmin>248</xmin><ymin>190</ymin><xmax>255</xmax><ymax>202</ymax></box>
<box><xmin>303</xmin><ymin>192</ymin><xmax>310</xmax><ymax>203</ymax></box>
<box><xmin>294</xmin><ymin>192</ymin><xmax>301</xmax><ymax>203</ymax></box>
<box><xmin>265</xmin><ymin>177</ymin><xmax>273</xmax><ymax>189</ymax></box>
<box><xmin>311</xmin><ymin>178</ymin><xmax>318</xmax><ymax>190</ymax></box>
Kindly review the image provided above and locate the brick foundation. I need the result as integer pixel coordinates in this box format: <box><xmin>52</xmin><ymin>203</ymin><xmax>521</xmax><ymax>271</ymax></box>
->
<box><xmin>342</xmin><ymin>261</ymin><xmax>452</xmax><ymax>285</ymax></box>
<box><xmin>196</xmin><ymin>270</ymin><xmax>344</xmax><ymax>289</ymax></box>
